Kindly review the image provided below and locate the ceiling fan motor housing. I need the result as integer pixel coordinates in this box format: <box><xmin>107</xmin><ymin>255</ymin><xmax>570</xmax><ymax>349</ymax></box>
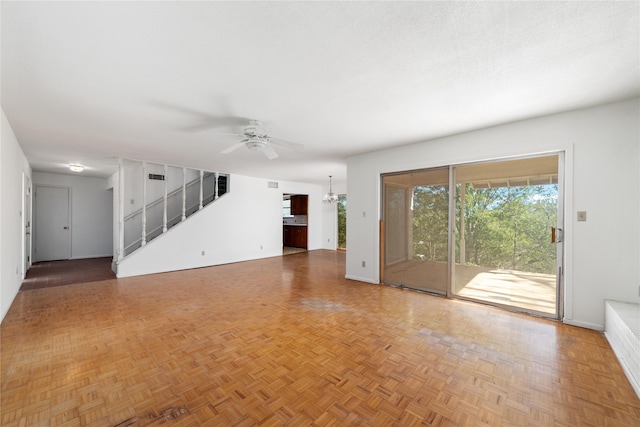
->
<box><xmin>246</xmin><ymin>138</ymin><xmax>267</xmax><ymax>151</ymax></box>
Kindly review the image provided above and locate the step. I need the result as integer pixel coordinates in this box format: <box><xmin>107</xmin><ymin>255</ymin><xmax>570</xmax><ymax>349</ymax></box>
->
<box><xmin>605</xmin><ymin>300</ymin><xmax>640</xmax><ymax>398</ymax></box>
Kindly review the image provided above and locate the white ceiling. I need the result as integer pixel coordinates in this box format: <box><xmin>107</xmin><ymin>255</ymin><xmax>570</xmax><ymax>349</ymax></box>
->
<box><xmin>2</xmin><ymin>1</ymin><xmax>638</xmax><ymax>186</ymax></box>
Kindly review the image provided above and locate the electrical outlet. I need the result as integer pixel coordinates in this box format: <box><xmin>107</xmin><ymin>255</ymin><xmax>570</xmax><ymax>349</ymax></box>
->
<box><xmin>361</xmin><ymin>260</ymin><xmax>366</xmax><ymax>268</ymax></box>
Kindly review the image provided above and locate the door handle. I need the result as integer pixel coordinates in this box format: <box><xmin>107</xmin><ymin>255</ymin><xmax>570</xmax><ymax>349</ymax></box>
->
<box><xmin>63</xmin><ymin>226</ymin><xmax>69</xmax><ymax>230</ymax></box>
<box><xmin>551</xmin><ymin>227</ymin><xmax>563</xmax><ymax>243</ymax></box>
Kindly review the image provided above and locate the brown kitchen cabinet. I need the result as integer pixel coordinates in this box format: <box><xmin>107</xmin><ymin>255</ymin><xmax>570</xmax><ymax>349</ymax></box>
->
<box><xmin>283</xmin><ymin>225</ymin><xmax>307</xmax><ymax>248</ymax></box>
<box><xmin>290</xmin><ymin>195</ymin><xmax>308</xmax><ymax>215</ymax></box>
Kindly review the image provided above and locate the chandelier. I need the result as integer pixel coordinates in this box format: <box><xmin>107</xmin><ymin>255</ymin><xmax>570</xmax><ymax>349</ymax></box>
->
<box><xmin>323</xmin><ymin>175</ymin><xmax>339</xmax><ymax>204</ymax></box>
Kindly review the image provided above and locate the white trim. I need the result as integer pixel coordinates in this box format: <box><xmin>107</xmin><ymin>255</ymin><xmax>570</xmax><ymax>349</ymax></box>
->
<box><xmin>118</xmin><ymin>159</ymin><xmax>125</xmax><ymax>263</ymax></box>
<box><xmin>70</xmin><ymin>254</ymin><xmax>113</xmax><ymax>260</ymax></box>
<box><xmin>562</xmin><ymin>317</ymin><xmax>603</xmax><ymax>331</ymax></box>
<box><xmin>345</xmin><ymin>275</ymin><xmax>379</xmax><ymax>285</ymax></box>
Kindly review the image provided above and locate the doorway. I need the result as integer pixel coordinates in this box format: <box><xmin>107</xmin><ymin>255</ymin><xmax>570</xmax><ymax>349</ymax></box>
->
<box><xmin>381</xmin><ymin>154</ymin><xmax>563</xmax><ymax>318</ymax></box>
<box><xmin>34</xmin><ymin>185</ymin><xmax>71</xmax><ymax>262</ymax></box>
<box><xmin>337</xmin><ymin>195</ymin><xmax>347</xmax><ymax>250</ymax></box>
<box><xmin>23</xmin><ymin>174</ymin><xmax>32</xmax><ymax>276</ymax></box>
<box><xmin>282</xmin><ymin>194</ymin><xmax>308</xmax><ymax>254</ymax></box>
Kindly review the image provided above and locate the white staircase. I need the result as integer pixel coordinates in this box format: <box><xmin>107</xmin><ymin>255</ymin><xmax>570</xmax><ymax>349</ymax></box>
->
<box><xmin>116</xmin><ymin>160</ymin><xmax>229</xmax><ymax>260</ymax></box>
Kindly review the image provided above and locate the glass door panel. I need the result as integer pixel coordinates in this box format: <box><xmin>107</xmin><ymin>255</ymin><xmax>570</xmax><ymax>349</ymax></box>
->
<box><xmin>337</xmin><ymin>195</ymin><xmax>347</xmax><ymax>250</ymax></box>
<box><xmin>452</xmin><ymin>155</ymin><xmax>560</xmax><ymax>316</ymax></box>
<box><xmin>382</xmin><ymin>168</ymin><xmax>449</xmax><ymax>294</ymax></box>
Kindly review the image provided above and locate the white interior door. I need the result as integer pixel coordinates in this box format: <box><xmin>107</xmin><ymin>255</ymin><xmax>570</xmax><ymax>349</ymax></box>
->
<box><xmin>24</xmin><ymin>175</ymin><xmax>32</xmax><ymax>274</ymax></box>
<box><xmin>35</xmin><ymin>186</ymin><xmax>71</xmax><ymax>262</ymax></box>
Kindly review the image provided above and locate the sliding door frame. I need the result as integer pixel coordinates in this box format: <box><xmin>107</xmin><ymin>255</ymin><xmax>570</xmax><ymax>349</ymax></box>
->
<box><xmin>381</xmin><ymin>150</ymin><xmax>566</xmax><ymax>320</ymax></box>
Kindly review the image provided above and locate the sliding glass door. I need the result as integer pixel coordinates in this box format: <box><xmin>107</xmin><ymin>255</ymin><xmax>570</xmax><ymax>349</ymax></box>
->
<box><xmin>382</xmin><ymin>168</ymin><xmax>449</xmax><ymax>294</ymax></box>
<box><xmin>381</xmin><ymin>154</ymin><xmax>563</xmax><ymax>318</ymax></box>
<box><xmin>452</xmin><ymin>155</ymin><xmax>561</xmax><ymax>316</ymax></box>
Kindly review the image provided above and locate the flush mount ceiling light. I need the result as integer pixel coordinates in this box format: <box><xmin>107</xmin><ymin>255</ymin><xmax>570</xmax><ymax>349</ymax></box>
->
<box><xmin>323</xmin><ymin>175</ymin><xmax>339</xmax><ymax>204</ymax></box>
<box><xmin>69</xmin><ymin>164</ymin><xmax>84</xmax><ymax>172</ymax></box>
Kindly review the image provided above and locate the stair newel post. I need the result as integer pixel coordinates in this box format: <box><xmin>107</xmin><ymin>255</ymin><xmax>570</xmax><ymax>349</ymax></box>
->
<box><xmin>162</xmin><ymin>164</ymin><xmax>168</xmax><ymax>233</ymax></box>
<box><xmin>199</xmin><ymin>170</ymin><xmax>204</xmax><ymax>210</ymax></box>
<box><xmin>182</xmin><ymin>167</ymin><xmax>187</xmax><ymax>221</ymax></box>
<box><xmin>117</xmin><ymin>159</ymin><xmax>125</xmax><ymax>263</ymax></box>
<box><xmin>141</xmin><ymin>161</ymin><xmax>147</xmax><ymax>247</ymax></box>
<box><xmin>214</xmin><ymin>172</ymin><xmax>219</xmax><ymax>200</ymax></box>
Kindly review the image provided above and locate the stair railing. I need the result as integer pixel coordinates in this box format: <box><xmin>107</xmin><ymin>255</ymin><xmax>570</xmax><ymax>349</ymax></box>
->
<box><xmin>117</xmin><ymin>159</ymin><xmax>229</xmax><ymax>261</ymax></box>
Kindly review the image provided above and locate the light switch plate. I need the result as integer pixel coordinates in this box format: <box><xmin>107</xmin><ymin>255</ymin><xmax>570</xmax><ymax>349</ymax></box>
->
<box><xmin>577</xmin><ymin>211</ymin><xmax>587</xmax><ymax>222</ymax></box>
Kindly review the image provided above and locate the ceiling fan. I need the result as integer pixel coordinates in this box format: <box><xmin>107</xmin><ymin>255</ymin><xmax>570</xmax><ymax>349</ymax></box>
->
<box><xmin>221</xmin><ymin>120</ymin><xmax>303</xmax><ymax>160</ymax></box>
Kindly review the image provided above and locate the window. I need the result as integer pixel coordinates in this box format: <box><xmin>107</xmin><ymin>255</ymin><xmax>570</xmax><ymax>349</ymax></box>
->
<box><xmin>282</xmin><ymin>198</ymin><xmax>293</xmax><ymax>217</ymax></box>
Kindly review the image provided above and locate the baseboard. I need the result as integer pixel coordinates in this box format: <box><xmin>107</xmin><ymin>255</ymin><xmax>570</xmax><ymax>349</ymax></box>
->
<box><xmin>70</xmin><ymin>254</ymin><xmax>113</xmax><ymax>260</ymax></box>
<box><xmin>344</xmin><ymin>275</ymin><xmax>380</xmax><ymax>285</ymax></box>
<box><xmin>562</xmin><ymin>317</ymin><xmax>604</xmax><ymax>331</ymax></box>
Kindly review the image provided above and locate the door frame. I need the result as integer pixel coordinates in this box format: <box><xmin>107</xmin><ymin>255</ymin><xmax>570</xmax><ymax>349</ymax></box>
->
<box><xmin>22</xmin><ymin>173</ymin><xmax>32</xmax><ymax>277</ymax></box>
<box><xmin>380</xmin><ymin>151</ymin><xmax>566</xmax><ymax>320</ymax></box>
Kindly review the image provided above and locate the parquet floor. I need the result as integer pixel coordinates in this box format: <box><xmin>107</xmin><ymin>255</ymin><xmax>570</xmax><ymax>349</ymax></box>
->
<box><xmin>1</xmin><ymin>250</ymin><xmax>639</xmax><ymax>426</ymax></box>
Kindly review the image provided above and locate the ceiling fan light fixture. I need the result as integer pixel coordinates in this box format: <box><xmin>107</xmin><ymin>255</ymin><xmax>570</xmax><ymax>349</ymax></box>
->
<box><xmin>245</xmin><ymin>138</ymin><xmax>267</xmax><ymax>151</ymax></box>
<box><xmin>323</xmin><ymin>175</ymin><xmax>339</xmax><ymax>204</ymax></box>
<box><xmin>69</xmin><ymin>164</ymin><xmax>84</xmax><ymax>172</ymax></box>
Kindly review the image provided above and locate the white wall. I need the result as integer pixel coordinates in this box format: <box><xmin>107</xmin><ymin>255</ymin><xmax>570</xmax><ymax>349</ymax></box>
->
<box><xmin>346</xmin><ymin>98</ymin><xmax>640</xmax><ymax>330</ymax></box>
<box><xmin>32</xmin><ymin>172</ymin><xmax>113</xmax><ymax>260</ymax></box>
<box><xmin>1</xmin><ymin>110</ymin><xmax>32</xmax><ymax>323</ymax></box>
<box><xmin>117</xmin><ymin>174</ymin><xmax>325</xmax><ymax>277</ymax></box>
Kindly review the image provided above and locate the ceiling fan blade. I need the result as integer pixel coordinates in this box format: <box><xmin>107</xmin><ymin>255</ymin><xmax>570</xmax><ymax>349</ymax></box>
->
<box><xmin>269</xmin><ymin>137</ymin><xmax>304</xmax><ymax>150</ymax></box>
<box><xmin>263</xmin><ymin>145</ymin><xmax>279</xmax><ymax>160</ymax></box>
<box><xmin>149</xmin><ymin>101</ymin><xmax>250</xmax><ymax>131</ymax></box>
<box><xmin>221</xmin><ymin>141</ymin><xmax>247</xmax><ymax>154</ymax></box>
<box><xmin>183</xmin><ymin>116</ymin><xmax>249</xmax><ymax>132</ymax></box>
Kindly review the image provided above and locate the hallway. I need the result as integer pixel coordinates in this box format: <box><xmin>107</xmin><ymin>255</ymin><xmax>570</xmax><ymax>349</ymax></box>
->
<box><xmin>20</xmin><ymin>257</ymin><xmax>115</xmax><ymax>291</ymax></box>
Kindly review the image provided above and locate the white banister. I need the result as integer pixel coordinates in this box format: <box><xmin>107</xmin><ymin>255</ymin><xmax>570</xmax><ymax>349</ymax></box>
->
<box><xmin>141</xmin><ymin>161</ymin><xmax>147</xmax><ymax>246</ymax></box>
<box><xmin>182</xmin><ymin>167</ymin><xmax>187</xmax><ymax>221</ymax></box>
<box><xmin>162</xmin><ymin>164</ymin><xmax>168</xmax><ymax>233</ymax></box>
<box><xmin>199</xmin><ymin>170</ymin><xmax>204</xmax><ymax>210</ymax></box>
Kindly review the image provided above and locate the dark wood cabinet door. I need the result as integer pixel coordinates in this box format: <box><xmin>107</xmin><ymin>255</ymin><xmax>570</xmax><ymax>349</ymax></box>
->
<box><xmin>284</xmin><ymin>226</ymin><xmax>307</xmax><ymax>248</ymax></box>
<box><xmin>300</xmin><ymin>227</ymin><xmax>307</xmax><ymax>248</ymax></box>
<box><xmin>290</xmin><ymin>195</ymin><xmax>308</xmax><ymax>215</ymax></box>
